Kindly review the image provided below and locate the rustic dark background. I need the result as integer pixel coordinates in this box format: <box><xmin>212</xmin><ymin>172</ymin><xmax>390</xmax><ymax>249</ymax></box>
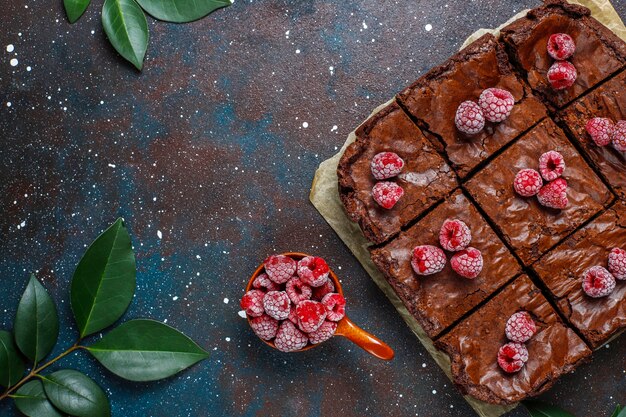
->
<box><xmin>1</xmin><ymin>1</ymin><xmax>625</xmax><ymax>416</ymax></box>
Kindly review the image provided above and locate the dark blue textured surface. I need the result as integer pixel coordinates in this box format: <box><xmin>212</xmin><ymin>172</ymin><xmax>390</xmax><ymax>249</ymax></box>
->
<box><xmin>1</xmin><ymin>1</ymin><xmax>625</xmax><ymax>416</ymax></box>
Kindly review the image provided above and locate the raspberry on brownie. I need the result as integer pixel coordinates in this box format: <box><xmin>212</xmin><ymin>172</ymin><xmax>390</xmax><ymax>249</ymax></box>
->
<box><xmin>397</xmin><ymin>33</ymin><xmax>547</xmax><ymax>178</ymax></box>
<box><xmin>435</xmin><ymin>275</ymin><xmax>591</xmax><ymax>405</ymax></box>
<box><xmin>465</xmin><ymin>118</ymin><xmax>612</xmax><ymax>266</ymax></box>
<box><xmin>338</xmin><ymin>102</ymin><xmax>457</xmax><ymax>244</ymax></box>
<box><xmin>370</xmin><ymin>190</ymin><xmax>521</xmax><ymax>338</ymax></box>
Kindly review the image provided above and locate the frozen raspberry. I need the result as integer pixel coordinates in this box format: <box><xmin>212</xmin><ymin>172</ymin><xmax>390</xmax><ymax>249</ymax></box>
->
<box><xmin>308</xmin><ymin>321</ymin><xmax>338</xmax><ymax>344</ymax></box>
<box><xmin>249</xmin><ymin>314</ymin><xmax>279</xmax><ymax>341</ymax></box>
<box><xmin>372</xmin><ymin>181</ymin><xmax>404</xmax><ymax>210</ymax></box>
<box><xmin>505</xmin><ymin>311</ymin><xmax>537</xmax><ymax>343</ymax></box>
<box><xmin>450</xmin><ymin>247</ymin><xmax>483</xmax><ymax>279</ymax></box>
<box><xmin>538</xmin><ymin>151</ymin><xmax>565</xmax><ymax>182</ymax></box>
<box><xmin>411</xmin><ymin>245</ymin><xmax>446</xmax><ymax>276</ymax></box>
<box><xmin>285</xmin><ymin>277</ymin><xmax>312</xmax><ymax>305</ymax></box>
<box><xmin>497</xmin><ymin>342</ymin><xmax>529</xmax><ymax>373</ymax></box>
<box><xmin>478</xmin><ymin>88</ymin><xmax>515</xmax><ymax>123</ymax></box>
<box><xmin>514</xmin><ymin>169</ymin><xmax>543</xmax><ymax>197</ymax></box>
<box><xmin>297</xmin><ymin>256</ymin><xmax>330</xmax><ymax>287</ymax></box>
<box><xmin>274</xmin><ymin>320</ymin><xmax>309</xmax><ymax>352</ymax></box>
<box><xmin>252</xmin><ymin>273</ymin><xmax>280</xmax><ymax>292</ymax></box>
<box><xmin>370</xmin><ymin>152</ymin><xmax>405</xmax><ymax>180</ymax></box>
<box><xmin>262</xmin><ymin>291</ymin><xmax>291</xmax><ymax>321</ymax></box>
<box><xmin>439</xmin><ymin>218</ymin><xmax>472</xmax><ymax>252</ymax></box>
<box><xmin>264</xmin><ymin>255</ymin><xmax>297</xmax><ymax>284</ymax></box>
<box><xmin>295</xmin><ymin>300</ymin><xmax>327</xmax><ymax>333</ymax></box>
<box><xmin>312</xmin><ymin>279</ymin><xmax>335</xmax><ymax>300</ymax></box>
<box><xmin>321</xmin><ymin>293</ymin><xmax>346</xmax><ymax>322</ymax></box>
<box><xmin>240</xmin><ymin>290</ymin><xmax>265</xmax><ymax>317</ymax></box>
<box><xmin>455</xmin><ymin>101</ymin><xmax>485</xmax><ymax>135</ymax></box>
<box><xmin>547</xmin><ymin>61</ymin><xmax>577</xmax><ymax>90</ymax></box>
<box><xmin>608</xmin><ymin>247</ymin><xmax>626</xmax><ymax>280</ymax></box>
<box><xmin>585</xmin><ymin>117</ymin><xmax>614</xmax><ymax>147</ymax></box>
<box><xmin>582</xmin><ymin>266</ymin><xmax>616</xmax><ymax>298</ymax></box>
<box><xmin>537</xmin><ymin>178</ymin><xmax>568</xmax><ymax>210</ymax></box>
<box><xmin>611</xmin><ymin>120</ymin><xmax>626</xmax><ymax>152</ymax></box>
<box><xmin>288</xmin><ymin>304</ymin><xmax>298</xmax><ymax>324</ymax></box>
<box><xmin>547</xmin><ymin>33</ymin><xmax>576</xmax><ymax>60</ymax></box>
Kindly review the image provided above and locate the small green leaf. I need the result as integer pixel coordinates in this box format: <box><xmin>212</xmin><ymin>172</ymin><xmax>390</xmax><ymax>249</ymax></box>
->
<box><xmin>64</xmin><ymin>0</ymin><xmax>91</xmax><ymax>23</ymax></box>
<box><xmin>86</xmin><ymin>319</ymin><xmax>209</xmax><ymax>381</ymax></box>
<box><xmin>102</xmin><ymin>0</ymin><xmax>149</xmax><ymax>70</ymax></box>
<box><xmin>614</xmin><ymin>405</ymin><xmax>626</xmax><ymax>417</ymax></box>
<box><xmin>14</xmin><ymin>274</ymin><xmax>59</xmax><ymax>363</ymax></box>
<box><xmin>135</xmin><ymin>0</ymin><xmax>231</xmax><ymax>23</ymax></box>
<box><xmin>523</xmin><ymin>400</ymin><xmax>576</xmax><ymax>417</ymax></box>
<box><xmin>0</xmin><ymin>330</ymin><xmax>25</xmax><ymax>388</ymax></box>
<box><xmin>71</xmin><ymin>218</ymin><xmax>136</xmax><ymax>338</ymax></box>
<box><xmin>14</xmin><ymin>380</ymin><xmax>64</xmax><ymax>417</ymax></box>
<box><xmin>41</xmin><ymin>369</ymin><xmax>110</xmax><ymax>417</ymax></box>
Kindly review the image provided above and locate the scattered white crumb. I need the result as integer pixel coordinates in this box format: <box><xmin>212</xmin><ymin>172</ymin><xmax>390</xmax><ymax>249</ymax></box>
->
<box><xmin>425</xmin><ymin>24</ymin><xmax>433</xmax><ymax>31</ymax></box>
<box><xmin>157</xmin><ymin>230</ymin><xmax>163</xmax><ymax>239</ymax></box>
<box><xmin>223</xmin><ymin>298</ymin><xmax>229</xmax><ymax>304</ymax></box>
<box><xmin>237</xmin><ymin>310</ymin><xmax>247</xmax><ymax>318</ymax></box>
<box><xmin>172</xmin><ymin>296</ymin><xmax>178</xmax><ymax>301</ymax></box>
<box><xmin>302</xmin><ymin>122</ymin><xmax>308</xmax><ymax>128</ymax></box>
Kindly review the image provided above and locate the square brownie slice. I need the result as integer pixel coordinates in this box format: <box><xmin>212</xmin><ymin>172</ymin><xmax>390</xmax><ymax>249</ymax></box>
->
<box><xmin>370</xmin><ymin>189</ymin><xmax>521</xmax><ymax>338</ymax></box>
<box><xmin>338</xmin><ymin>102</ymin><xmax>457</xmax><ymax>244</ymax></box>
<box><xmin>397</xmin><ymin>33</ymin><xmax>547</xmax><ymax>178</ymax></box>
<box><xmin>465</xmin><ymin>118</ymin><xmax>612</xmax><ymax>266</ymax></box>
<box><xmin>533</xmin><ymin>201</ymin><xmax>626</xmax><ymax>349</ymax></box>
<box><xmin>435</xmin><ymin>274</ymin><xmax>591</xmax><ymax>405</ymax></box>
<box><xmin>559</xmin><ymin>69</ymin><xmax>626</xmax><ymax>198</ymax></box>
<box><xmin>501</xmin><ymin>0</ymin><xmax>626</xmax><ymax>110</ymax></box>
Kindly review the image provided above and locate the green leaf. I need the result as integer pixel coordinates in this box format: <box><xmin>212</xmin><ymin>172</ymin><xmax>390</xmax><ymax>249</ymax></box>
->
<box><xmin>64</xmin><ymin>0</ymin><xmax>91</xmax><ymax>23</ymax></box>
<box><xmin>86</xmin><ymin>319</ymin><xmax>209</xmax><ymax>381</ymax></box>
<box><xmin>0</xmin><ymin>330</ymin><xmax>25</xmax><ymax>388</ymax></box>
<box><xmin>523</xmin><ymin>400</ymin><xmax>576</xmax><ymax>417</ymax></box>
<box><xmin>614</xmin><ymin>405</ymin><xmax>626</xmax><ymax>417</ymax></box>
<box><xmin>41</xmin><ymin>369</ymin><xmax>110</xmax><ymax>417</ymax></box>
<box><xmin>14</xmin><ymin>380</ymin><xmax>64</xmax><ymax>417</ymax></box>
<box><xmin>135</xmin><ymin>0</ymin><xmax>231</xmax><ymax>23</ymax></box>
<box><xmin>70</xmin><ymin>218</ymin><xmax>136</xmax><ymax>338</ymax></box>
<box><xmin>101</xmin><ymin>0</ymin><xmax>149</xmax><ymax>70</ymax></box>
<box><xmin>14</xmin><ymin>274</ymin><xmax>59</xmax><ymax>363</ymax></box>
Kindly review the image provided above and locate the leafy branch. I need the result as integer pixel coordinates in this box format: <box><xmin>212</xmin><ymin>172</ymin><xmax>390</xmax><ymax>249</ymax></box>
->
<box><xmin>524</xmin><ymin>400</ymin><xmax>626</xmax><ymax>417</ymax></box>
<box><xmin>0</xmin><ymin>218</ymin><xmax>209</xmax><ymax>416</ymax></box>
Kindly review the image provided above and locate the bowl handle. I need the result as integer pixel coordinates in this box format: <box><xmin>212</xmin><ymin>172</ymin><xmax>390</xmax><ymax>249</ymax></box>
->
<box><xmin>335</xmin><ymin>317</ymin><xmax>394</xmax><ymax>361</ymax></box>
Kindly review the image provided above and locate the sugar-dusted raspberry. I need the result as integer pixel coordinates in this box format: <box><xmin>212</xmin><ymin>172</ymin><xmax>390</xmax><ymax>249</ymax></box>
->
<box><xmin>547</xmin><ymin>61</ymin><xmax>577</xmax><ymax>90</ymax></box>
<box><xmin>240</xmin><ymin>289</ymin><xmax>265</xmax><ymax>317</ymax></box>
<box><xmin>439</xmin><ymin>218</ymin><xmax>472</xmax><ymax>252</ymax></box>
<box><xmin>547</xmin><ymin>33</ymin><xmax>576</xmax><ymax>60</ymax></box>
<box><xmin>285</xmin><ymin>277</ymin><xmax>312</xmax><ymax>305</ymax></box>
<box><xmin>264</xmin><ymin>254</ymin><xmax>297</xmax><ymax>284</ymax></box>
<box><xmin>497</xmin><ymin>342</ymin><xmax>529</xmax><ymax>373</ymax></box>
<box><xmin>371</xmin><ymin>152</ymin><xmax>405</xmax><ymax>180</ymax></box>
<box><xmin>288</xmin><ymin>304</ymin><xmax>298</xmax><ymax>324</ymax></box>
<box><xmin>514</xmin><ymin>168</ymin><xmax>543</xmax><ymax>197</ymax></box>
<box><xmin>537</xmin><ymin>178</ymin><xmax>568</xmax><ymax>210</ymax></box>
<box><xmin>321</xmin><ymin>293</ymin><xmax>346</xmax><ymax>322</ymax></box>
<box><xmin>252</xmin><ymin>273</ymin><xmax>280</xmax><ymax>292</ymax></box>
<box><xmin>450</xmin><ymin>247</ymin><xmax>483</xmax><ymax>279</ymax></box>
<box><xmin>538</xmin><ymin>150</ymin><xmax>565</xmax><ymax>182</ymax></box>
<box><xmin>582</xmin><ymin>266</ymin><xmax>616</xmax><ymax>298</ymax></box>
<box><xmin>249</xmin><ymin>314</ymin><xmax>279</xmax><ymax>341</ymax></box>
<box><xmin>297</xmin><ymin>256</ymin><xmax>330</xmax><ymax>287</ymax></box>
<box><xmin>312</xmin><ymin>279</ymin><xmax>335</xmax><ymax>301</ymax></box>
<box><xmin>308</xmin><ymin>321</ymin><xmax>338</xmax><ymax>344</ymax></box>
<box><xmin>612</xmin><ymin>120</ymin><xmax>626</xmax><ymax>152</ymax></box>
<box><xmin>608</xmin><ymin>247</ymin><xmax>626</xmax><ymax>280</ymax></box>
<box><xmin>478</xmin><ymin>88</ymin><xmax>515</xmax><ymax>123</ymax></box>
<box><xmin>263</xmin><ymin>291</ymin><xmax>291</xmax><ymax>321</ymax></box>
<box><xmin>274</xmin><ymin>320</ymin><xmax>309</xmax><ymax>352</ymax></box>
<box><xmin>505</xmin><ymin>311</ymin><xmax>537</xmax><ymax>343</ymax></box>
<box><xmin>295</xmin><ymin>300</ymin><xmax>327</xmax><ymax>333</ymax></box>
<box><xmin>372</xmin><ymin>181</ymin><xmax>404</xmax><ymax>210</ymax></box>
<box><xmin>411</xmin><ymin>245</ymin><xmax>446</xmax><ymax>276</ymax></box>
<box><xmin>455</xmin><ymin>101</ymin><xmax>485</xmax><ymax>135</ymax></box>
<box><xmin>585</xmin><ymin>117</ymin><xmax>614</xmax><ymax>147</ymax></box>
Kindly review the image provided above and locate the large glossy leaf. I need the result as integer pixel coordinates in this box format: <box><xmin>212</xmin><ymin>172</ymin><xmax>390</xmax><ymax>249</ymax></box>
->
<box><xmin>86</xmin><ymin>319</ymin><xmax>209</xmax><ymax>381</ymax></box>
<box><xmin>523</xmin><ymin>400</ymin><xmax>576</xmax><ymax>417</ymax></box>
<box><xmin>0</xmin><ymin>330</ymin><xmax>24</xmax><ymax>388</ymax></box>
<box><xmin>14</xmin><ymin>274</ymin><xmax>59</xmax><ymax>363</ymax></box>
<box><xmin>14</xmin><ymin>380</ymin><xmax>64</xmax><ymax>417</ymax></box>
<box><xmin>135</xmin><ymin>0</ymin><xmax>231</xmax><ymax>23</ymax></box>
<box><xmin>71</xmin><ymin>218</ymin><xmax>136</xmax><ymax>338</ymax></box>
<box><xmin>613</xmin><ymin>405</ymin><xmax>626</xmax><ymax>417</ymax></box>
<box><xmin>64</xmin><ymin>0</ymin><xmax>91</xmax><ymax>23</ymax></box>
<box><xmin>41</xmin><ymin>369</ymin><xmax>110</xmax><ymax>417</ymax></box>
<box><xmin>102</xmin><ymin>0</ymin><xmax>149</xmax><ymax>70</ymax></box>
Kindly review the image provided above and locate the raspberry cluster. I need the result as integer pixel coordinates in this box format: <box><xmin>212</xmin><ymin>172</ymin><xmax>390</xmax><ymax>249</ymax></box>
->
<box><xmin>581</xmin><ymin>247</ymin><xmax>626</xmax><ymax>298</ymax></box>
<box><xmin>241</xmin><ymin>254</ymin><xmax>346</xmax><ymax>352</ymax></box>
<box><xmin>454</xmin><ymin>88</ymin><xmax>515</xmax><ymax>135</ymax></box>
<box><xmin>546</xmin><ymin>33</ymin><xmax>578</xmax><ymax>90</ymax></box>
<box><xmin>513</xmin><ymin>150</ymin><xmax>568</xmax><ymax>210</ymax></box>
<box><xmin>498</xmin><ymin>311</ymin><xmax>537</xmax><ymax>373</ymax></box>
<box><xmin>370</xmin><ymin>152</ymin><xmax>405</xmax><ymax>209</ymax></box>
<box><xmin>586</xmin><ymin>117</ymin><xmax>626</xmax><ymax>152</ymax></box>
